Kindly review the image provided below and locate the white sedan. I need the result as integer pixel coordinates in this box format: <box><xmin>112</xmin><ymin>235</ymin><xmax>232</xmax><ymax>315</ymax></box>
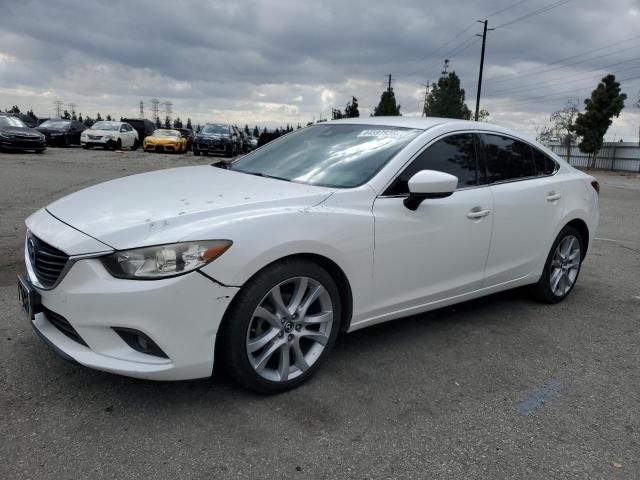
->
<box><xmin>19</xmin><ymin>117</ymin><xmax>599</xmax><ymax>393</ymax></box>
<box><xmin>80</xmin><ymin>121</ymin><xmax>138</xmax><ymax>150</ymax></box>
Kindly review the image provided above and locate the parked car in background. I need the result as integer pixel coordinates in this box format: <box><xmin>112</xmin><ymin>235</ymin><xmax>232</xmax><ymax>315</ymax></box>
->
<box><xmin>17</xmin><ymin>117</ymin><xmax>598</xmax><ymax>393</ymax></box>
<box><xmin>175</xmin><ymin>128</ymin><xmax>194</xmax><ymax>150</ymax></box>
<box><xmin>143</xmin><ymin>129</ymin><xmax>187</xmax><ymax>153</ymax></box>
<box><xmin>80</xmin><ymin>121</ymin><xmax>138</xmax><ymax>150</ymax></box>
<box><xmin>193</xmin><ymin>123</ymin><xmax>241</xmax><ymax>157</ymax></box>
<box><xmin>36</xmin><ymin>119</ymin><xmax>86</xmax><ymax>147</ymax></box>
<box><xmin>121</xmin><ymin>118</ymin><xmax>156</xmax><ymax>143</ymax></box>
<box><xmin>0</xmin><ymin>113</ymin><xmax>46</xmax><ymax>153</ymax></box>
<box><xmin>10</xmin><ymin>113</ymin><xmax>38</xmax><ymax>128</ymax></box>
<box><xmin>36</xmin><ymin>117</ymin><xmax>50</xmax><ymax>126</ymax></box>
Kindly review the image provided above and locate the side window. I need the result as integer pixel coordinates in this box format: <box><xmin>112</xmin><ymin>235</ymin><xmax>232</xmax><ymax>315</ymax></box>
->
<box><xmin>532</xmin><ymin>147</ymin><xmax>558</xmax><ymax>175</ymax></box>
<box><xmin>384</xmin><ymin>133</ymin><xmax>478</xmax><ymax>195</ymax></box>
<box><xmin>481</xmin><ymin>134</ymin><xmax>536</xmax><ymax>183</ymax></box>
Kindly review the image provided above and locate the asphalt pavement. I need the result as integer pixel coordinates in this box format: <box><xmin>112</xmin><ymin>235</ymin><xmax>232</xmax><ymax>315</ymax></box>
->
<box><xmin>1</xmin><ymin>147</ymin><xmax>638</xmax><ymax>479</ymax></box>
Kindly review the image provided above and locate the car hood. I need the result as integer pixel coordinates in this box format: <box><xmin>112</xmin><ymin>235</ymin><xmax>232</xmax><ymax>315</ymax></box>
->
<box><xmin>37</xmin><ymin>127</ymin><xmax>67</xmax><ymax>134</ymax></box>
<box><xmin>84</xmin><ymin>129</ymin><xmax>118</xmax><ymax>135</ymax></box>
<box><xmin>1</xmin><ymin>126</ymin><xmax>42</xmax><ymax>136</ymax></box>
<box><xmin>46</xmin><ymin>165</ymin><xmax>335</xmax><ymax>250</ymax></box>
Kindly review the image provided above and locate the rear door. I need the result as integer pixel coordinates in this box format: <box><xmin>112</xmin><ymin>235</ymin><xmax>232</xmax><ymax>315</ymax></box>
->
<box><xmin>371</xmin><ymin>132</ymin><xmax>494</xmax><ymax>317</ymax></box>
<box><xmin>480</xmin><ymin>133</ymin><xmax>564</xmax><ymax>286</ymax></box>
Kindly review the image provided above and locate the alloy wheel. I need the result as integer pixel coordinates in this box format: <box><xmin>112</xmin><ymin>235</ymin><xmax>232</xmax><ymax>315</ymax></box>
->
<box><xmin>246</xmin><ymin>276</ymin><xmax>334</xmax><ymax>382</ymax></box>
<box><xmin>550</xmin><ymin>235</ymin><xmax>581</xmax><ymax>296</ymax></box>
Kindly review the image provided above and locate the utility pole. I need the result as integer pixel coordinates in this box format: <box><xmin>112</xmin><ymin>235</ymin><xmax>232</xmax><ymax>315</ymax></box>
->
<box><xmin>474</xmin><ymin>19</ymin><xmax>493</xmax><ymax>121</ymax></box>
<box><xmin>441</xmin><ymin>59</ymin><xmax>450</xmax><ymax>77</ymax></box>
<box><xmin>150</xmin><ymin>98</ymin><xmax>160</xmax><ymax>123</ymax></box>
<box><xmin>387</xmin><ymin>74</ymin><xmax>392</xmax><ymax>92</ymax></box>
<box><xmin>421</xmin><ymin>82</ymin><xmax>430</xmax><ymax>117</ymax></box>
<box><xmin>139</xmin><ymin>100</ymin><xmax>144</xmax><ymax>118</ymax></box>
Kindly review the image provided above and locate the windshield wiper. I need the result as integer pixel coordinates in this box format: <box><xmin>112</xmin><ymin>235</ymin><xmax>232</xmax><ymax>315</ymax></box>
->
<box><xmin>243</xmin><ymin>171</ymin><xmax>291</xmax><ymax>182</ymax></box>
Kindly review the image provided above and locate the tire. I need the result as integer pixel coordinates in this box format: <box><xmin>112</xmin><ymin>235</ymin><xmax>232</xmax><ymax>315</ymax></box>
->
<box><xmin>34</xmin><ymin>149</ymin><xmax>45</xmax><ymax>154</ymax></box>
<box><xmin>131</xmin><ymin>139</ymin><xmax>139</xmax><ymax>151</ymax></box>
<box><xmin>219</xmin><ymin>259</ymin><xmax>341</xmax><ymax>394</ymax></box>
<box><xmin>116</xmin><ymin>139</ymin><xmax>122</xmax><ymax>151</ymax></box>
<box><xmin>193</xmin><ymin>149</ymin><xmax>201</xmax><ymax>156</ymax></box>
<box><xmin>63</xmin><ymin>135</ymin><xmax>71</xmax><ymax>148</ymax></box>
<box><xmin>531</xmin><ymin>225</ymin><xmax>584</xmax><ymax>304</ymax></box>
<box><xmin>82</xmin><ymin>145</ymin><xmax>90</xmax><ymax>150</ymax></box>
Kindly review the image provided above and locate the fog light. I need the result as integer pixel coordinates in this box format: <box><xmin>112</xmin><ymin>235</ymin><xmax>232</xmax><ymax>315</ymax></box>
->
<box><xmin>112</xmin><ymin>327</ymin><xmax>168</xmax><ymax>358</ymax></box>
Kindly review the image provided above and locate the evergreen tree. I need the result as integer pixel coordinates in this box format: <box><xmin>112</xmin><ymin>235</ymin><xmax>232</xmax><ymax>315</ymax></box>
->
<box><xmin>373</xmin><ymin>88</ymin><xmax>401</xmax><ymax>116</ymax></box>
<box><xmin>263</xmin><ymin>127</ymin><xmax>267</xmax><ymax>134</ymax></box>
<box><xmin>423</xmin><ymin>72</ymin><xmax>471</xmax><ymax>119</ymax></box>
<box><xmin>26</xmin><ymin>108</ymin><xmax>36</xmax><ymax>120</ymax></box>
<box><xmin>105</xmin><ymin>114</ymin><xmax>112</xmax><ymax>121</ymax></box>
<box><xmin>253</xmin><ymin>125</ymin><xmax>259</xmax><ymax>137</ymax></box>
<box><xmin>244</xmin><ymin>124</ymin><xmax>250</xmax><ymax>135</ymax></box>
<box><xmin>62</xmin><ymin>109</ymin><xmax>71</xmax><ymax>120</ymax></box>
<box><xmin>571</xmin><ymin>74</ymin><xmax>626</xmax><ymax>167</ymax></box>
<box><xmin>332</xmin><ymin>109</ymin><xmax>343</xmax><ymax>120</ymax></box>
<box><xmin>164</xmin><ymin>116</ymin><xmax>171</xmax><ymax>128</ymax></box>
<box><xmin>186</xmin><ymin>118</ymin><xmax>192</xmax><ymax>129</ymax></box>
<box><xmin>78</xmin><ymin>113</ymin><xmax>83</xmax><ymax>123</ymax></box>
<box><xmin>173</xmin><ymin>117</ymin><xmax>183</xmax><ymax>128</ymax></box>
<box><xmin>6</xmin><ymin>105</ymin><xmax>20</xmax><ymax>113</ymax></box>
<box><xmin>155</xmin><ymin>117</ymin><xmax>161</xmax><ymax>128</ymax></box>
<box><xmin>96</xmin><ymin>113</ymin><xmax>103</xmax><ymax>121</ymax></box>
<box><xmin>345</xmin><ymin>97</ymin><xmax>359</xmax><ymax>118</ymax></box>
<box><xmin>83</xmin><ymin>116</ymin><xmax>94</xmax><ymax>127</ymax></box>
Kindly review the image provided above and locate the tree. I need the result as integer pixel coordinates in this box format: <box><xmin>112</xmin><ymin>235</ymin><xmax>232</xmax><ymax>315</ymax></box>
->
<box><xmin>78</xmin><ymin>113</ymin><xmax>83</xmax><ymax>123</ymax></box>
<box><xmin>173</xmin><ymin>117</ymin><xmax>183</xmax><ymax>128</ymax></box>
<box><xmin>253</xmin><ymin>125</ymin><xmax>259</xmax><ymax>137</ymax></box>
<box><xmin>105</xmin><ymin>114</ymin><xmax>112</xmax><ymax>121</ymax></box>
<box><xmin>62</xmin><ymin>109</ymin><xmax>71</xmax><ymax>120</ymax></box>
<box><xmin>26</xmin><ymin>108</ymin><xmax>36</xmax><ymax>120</ymax></box>
<box><xmin>83</xmin><ymin>116</ymin><xmax>94</xmax><ymax>127</ymax></box>
<box><xmin>571</xmin><ymin>74</ymin><xmax>626</xmax><ymax>168</ymax></box>
<box><xmin>164</xmin><ymin>116</ymin><xmax>171</xmax><ymax>128</ymax></box>
<box><xmin>155</xmin><ymin>117</ymin><xmax>161</xmax><ymax>128</ymax></box>
<box><xmin>6</xmin><ymin>105</ymin><xmax>20</xmax><ymax>113</ymax></box>
<box><xmin>373</xmin><ymin>88</ymin><xmax>401</xmax><ymax>116</ymax></box>
<box><xmin>423</xmin><ymin>71</ymin><xmax>471</xmax><ymax>119</ymax></box>
<box><xmin>344</xmin><ymin>97</ymin><xmax>359</xmax><ymax>118</ymax></box>
<box><xmin>477</xmin><ymin>109</ymin><xmax>490</xmax><ymax>122</ymax></box>
<box><xmin>96</xmin><ymin>113</ymin><xmax>103</xmax><ymax>121</ymax></box>
<box><xmin>244</xmin><ymin>124</ymin><xmax>250</xmax><ymax>135</ymax></box>
<box><xmin>186</xmin><ymin>118</ymin><xmax>192</xmax><ymax>130</ymax></box>
<box><xmin>332</xmin><ymin>108</ymin><xmax>343</xmax><ymax>120</ymax></box>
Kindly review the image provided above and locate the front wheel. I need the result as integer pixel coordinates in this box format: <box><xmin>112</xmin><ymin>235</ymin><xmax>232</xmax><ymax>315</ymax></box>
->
<box><xmin>220</xmin><ymin>259</ymin><xmax>341</xmax><ymax>393</ymax></box>
<box><xmin>531</xmin><ymin>225</ymin><xmax>583</xmax><ymax>303</ymax></box>
<box><xmin>131</xmin><ymin>139</ymin><xmax>139</xmax><ymax>151</ymax></box>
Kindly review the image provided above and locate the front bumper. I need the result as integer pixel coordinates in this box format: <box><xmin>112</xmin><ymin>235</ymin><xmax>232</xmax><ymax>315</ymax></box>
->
<box><xmin>24</xmin><ymin>212</ymin><xmax>240</xmax><ymax>381</ymax></box>
<box><xmin>0</xmin><ymin>138</ymin><xmax>46</xmax><ymax>151</ymax></box>
<box><xmin>144</xmin><ymin>142</ymin><xmax>181</xmax><ymax>153</ymax></box>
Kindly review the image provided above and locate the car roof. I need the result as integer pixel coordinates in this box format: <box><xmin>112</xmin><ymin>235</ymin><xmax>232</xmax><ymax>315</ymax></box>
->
<box><xmin>326</xmin><ymin>116</ymin><xmax>527</xmax><ymax>138</ymax></box>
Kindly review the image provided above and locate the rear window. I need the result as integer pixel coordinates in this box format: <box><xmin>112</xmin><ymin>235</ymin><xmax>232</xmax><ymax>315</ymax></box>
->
<box><xmin>481</xmin><ymin>134</ymin><xmax>536</xmax><ymax>183</ymax></box>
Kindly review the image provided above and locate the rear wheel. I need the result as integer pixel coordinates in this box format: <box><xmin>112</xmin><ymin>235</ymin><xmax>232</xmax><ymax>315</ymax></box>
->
<box><xmin>220</xmin><ymin>259</ymin><xmax>341</xmax><ymax>393</ymax></box>
<box><xmin>532</xmin><ymin>225</ymin><xmax>583</xmax><ymax>303</ymax></box>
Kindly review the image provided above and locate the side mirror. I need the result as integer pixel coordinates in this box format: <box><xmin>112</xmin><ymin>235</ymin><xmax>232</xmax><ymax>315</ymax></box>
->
<box><xmin>403</xmin><ymin>170</ymin><xmax>458</xmax><ymax>211</ymax></box>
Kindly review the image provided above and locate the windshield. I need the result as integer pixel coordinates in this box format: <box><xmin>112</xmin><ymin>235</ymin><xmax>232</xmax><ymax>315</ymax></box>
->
<box><xmin>201</xmin><ymin>124</ymin><xmax>229</xmax><ymax>135</ymax></box>
<box><xmin>152</xmin><ymin>129</ymin><xmax>179</xmax><ymax>137</ymax></box>
<box><xmin>230</xmin><ymin>124</ymin><xmax>421</xmax><ymax>188</ymax></box>
<box><xmin>0</xmin><ymin>116</ymin><xmax>27</xmax><ymax>128</ymax></box>
<box><xmin>39</xmin><ymin>120</ymin><xmax>71</xmax><ymax>129</ymax></box>
<box><xmin>91</xmin><ymin>121</ymin><xmax>120</xmax><ymax>131</ymax></box>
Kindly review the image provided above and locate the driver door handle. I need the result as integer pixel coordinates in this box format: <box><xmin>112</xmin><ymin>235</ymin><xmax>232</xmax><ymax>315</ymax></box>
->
<box><xmin>467</xmin><ymin>208</ymin><xmax>491</xmax><ymax>219</ymax></box>
<box><xmin>546</xmin><ymin>191</ymin><xmax>562</xmax><ymax>201</ymax></box>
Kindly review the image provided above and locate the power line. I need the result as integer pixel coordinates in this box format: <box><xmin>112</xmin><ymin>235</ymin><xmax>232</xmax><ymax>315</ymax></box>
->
<box><xmin>488</xmin><ymin>35</ymin><xmax>640</xmax><ymax>83</ymax></box>
<box><xmin>493</xmin><ymin>0</ymin><xmax>573</xmax><ymax>29</ymax></box>
<box><xmin>485</xmin><ymin>0</ymin><xmax>530</xmax><ymax>18</ymax></box>
<box><xmin>485</xmin><ymin>59</ymin><xmax>640</xmax><ymax>96</ymax></box>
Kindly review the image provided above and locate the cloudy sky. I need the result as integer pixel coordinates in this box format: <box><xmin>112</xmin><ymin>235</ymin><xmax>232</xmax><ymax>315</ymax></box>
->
<box><xmin>0</xmin><ymin>0</ymin><xmax>638</xmax><ymax>140</ymax></box>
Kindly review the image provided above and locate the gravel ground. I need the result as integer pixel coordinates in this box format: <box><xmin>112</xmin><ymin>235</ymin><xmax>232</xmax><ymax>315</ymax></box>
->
<box><xmin>1</xmin><ymin>147</ymin><xmax>639</xmax><ymax>479</ymax></box>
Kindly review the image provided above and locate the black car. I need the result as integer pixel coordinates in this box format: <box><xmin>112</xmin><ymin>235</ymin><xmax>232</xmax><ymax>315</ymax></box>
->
<box><xmin>0</xmin><ymin>114</ymin><xmax>46</xmax><ymax>153</ymax></box>
<box><xmin>36</xmin><ymin>119</ymin><xmax>86</xmax><ymax>147</ymax></box>
<box><xmin>11</xmin><ymin>113</ymin><xmax>38</xmax><ymax>128</ymax></box>
<box><xmin>193</xmin><ymin>123</ymin><xmax>241</xmax><ymax>157</ymax></box>
<box><xmin>121</xmin><ymin>118</ymin><xmax>156</xmax><ymax>143</ymax></box>
<box><xmin>175</xmin><ymin>128</ymin><xmax>194</xmax><ymax>150</ymax></box>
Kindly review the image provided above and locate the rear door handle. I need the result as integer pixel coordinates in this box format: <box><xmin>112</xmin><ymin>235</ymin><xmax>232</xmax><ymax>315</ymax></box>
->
<box><xmin>467</xmin><ymin>208</ymin><xmax>491</xmax><ymax>219</ymax></box>
<box><xmin>546</xmin><ymin>192</ymin><xmax>562</xmax><ymax>201</ymax></box>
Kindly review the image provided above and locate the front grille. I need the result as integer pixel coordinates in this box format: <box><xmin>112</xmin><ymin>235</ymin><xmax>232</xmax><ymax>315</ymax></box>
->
<box><xmin>88</xmin><ymin>135</ymin><xmax>102</xmax><ymax>140</ymax></box>
<box><xmin>28</xmin><ymin>233</ymin><xmax>69</xmax><ymax>287</ymax></box>
<box><xmin>42</xmin><ymin>307</ymin><xmax>87</xmax><ymax>346</ymax></box>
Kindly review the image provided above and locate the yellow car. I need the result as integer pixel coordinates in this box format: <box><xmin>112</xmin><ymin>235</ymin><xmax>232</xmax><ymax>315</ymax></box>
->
<box><xmin>143</xmin><ymin>129</ymin><xmax>187</xmax><ymax>153</ymax></box>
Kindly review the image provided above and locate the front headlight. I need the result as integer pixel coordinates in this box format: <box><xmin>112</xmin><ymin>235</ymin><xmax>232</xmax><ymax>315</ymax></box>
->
<box><xmin>104</xmin><ymin>134</ymin><xmax>115</xmax><ymax>140</ymax></box>
<box><xmin>101</xmin><ymin>240</ymin><xmax>232</xmax><ymax>279</ymax></box>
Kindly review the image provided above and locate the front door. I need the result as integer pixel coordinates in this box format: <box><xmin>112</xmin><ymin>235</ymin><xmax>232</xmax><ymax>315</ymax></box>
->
<box><xmin>370</xmin><ymin>133</ymin><xmax>493</xmax><ymax>319</ymax></box>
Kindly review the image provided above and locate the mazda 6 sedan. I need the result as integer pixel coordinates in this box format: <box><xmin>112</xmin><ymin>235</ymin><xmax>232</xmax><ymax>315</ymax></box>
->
<box><xmin>18</xmin><ymin>117</ymin><xmax>599</xmax><ymax>393</ymax></box>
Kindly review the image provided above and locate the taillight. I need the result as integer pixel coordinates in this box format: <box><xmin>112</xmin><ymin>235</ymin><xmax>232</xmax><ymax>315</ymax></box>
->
<box><xmin>591</xmin><ymin>181</ymin><xmax>600</xmax><ymax>195</ymax></box>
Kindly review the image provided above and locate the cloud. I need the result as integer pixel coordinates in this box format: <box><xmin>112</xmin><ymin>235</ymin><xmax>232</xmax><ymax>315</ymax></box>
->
<box><xmin>0</xmin><ymin>0</ymin><xmax>638</xmax><ymax>139</ymax></box>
